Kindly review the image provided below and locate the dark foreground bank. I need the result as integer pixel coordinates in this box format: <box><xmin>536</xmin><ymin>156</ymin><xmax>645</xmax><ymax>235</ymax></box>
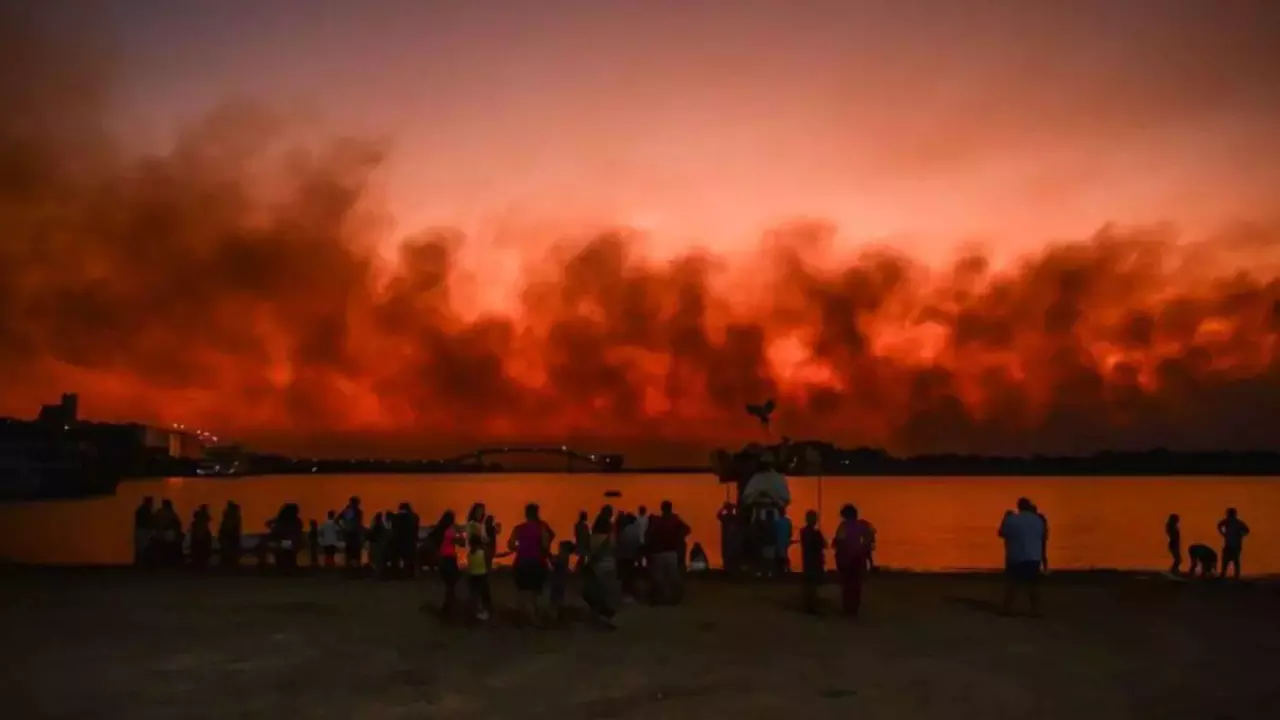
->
<box><xmin>1</xmin><ymin>567</ymin><xmax>1277</xmax><ymax>720</ymax></box>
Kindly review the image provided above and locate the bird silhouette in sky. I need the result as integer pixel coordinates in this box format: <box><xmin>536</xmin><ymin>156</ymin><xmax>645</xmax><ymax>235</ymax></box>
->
<box><xmin>746</xmin><ymin>398</ymin><xmax>776</xmax><ymax>429</ymax></box>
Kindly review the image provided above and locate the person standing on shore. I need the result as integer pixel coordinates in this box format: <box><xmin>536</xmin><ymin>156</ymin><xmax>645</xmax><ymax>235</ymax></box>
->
<box><xmin>218</xmin><ymin>501</ymin><xmax>241</xmax><ymax>568</ymax></box>
<box><xmin>508</xmin><ymin>503</ymin><xmax>554</xmax><ymax>626</ymax></box>
<box><xmin>999</xmin><ymin>498</ymin><xmax>1046</xmax><ymax>616</ymax></box>
<box><xmin>483</xmin><ymin>514</ymin><xmax>502</xmax><ymax>571</ymax></box>
<box><xmin>645</xmin><ymin>500</ymin><xmax>690</xmax><ymax>604</ymax></box>
<box><xmin>393</xmin><ymin>503</ymin><xmax>420</xmax><ymax>577</ymax></box>
<box><xmin>635</xmin><ymin>505</ymin><xmax>651</xmax><ymax>570</ymax></box>
<box><xmin>319</xmin><ymin>511</ymin><xmax>340</xmax><ymax>568</ymax></box>
<box><xmin>465</xmin><ymin>504</ymin><xmax>492</xmax><ymax>621</ymax></box>
<box><xmin>154</xmin><ymin>499</ymin><xmax>182</xmax><ymax>567</ymax></box>
<box><xmin>582</xmin><ymin>508</ymin><xmax>620</xmax><ymax>629</ymax></box>
<box><xmin>616</xmin><ymin>513</ymin><xmax>642</xmax><ymax>600</ymax></box>
<box><xmin>832</xmin><ymin>504</ymin><xmax>873</xmax><ymax>617</ymax></box>
<box><xmin>1166</xmin><ymin>514</ymin><xmax>1182</xmax><ymax>575</ymax></box>
<box><xmin>800</xmin><ymin>510</ymin><xmax>826</xmax><ymax>614</ymax></box>
<box><xmin>338</xmin><ymin>496</ymin><xmax>364</xmax><ymax>571</ymax></box>
<box><xmin>1032</xmin><ymin>503</ymin><xmax>1050</xmax><ymax>573</ymax></box>
<box><xmin>573</xmin><ymin>511</ymin><xmax>591</xmax><ymax>571</ymax></box>
<box><xmin>190</xmin><ymin>505</ymin><xmax>213</xmax><ymax>569</ymax></box>
<box><xmin>1217</xmin><ymin>508</ymin><xmax>1250</xmax><ymax>580</ymax></box>
<box><xmin>428</xmin><ymin>510</ymin><xmax>461</xmax><ymax>616</ymax></box>
<box><xmin>133</xmin><ymin>497</ymin><xmax>154</xmax><ymax>567</ymax></box>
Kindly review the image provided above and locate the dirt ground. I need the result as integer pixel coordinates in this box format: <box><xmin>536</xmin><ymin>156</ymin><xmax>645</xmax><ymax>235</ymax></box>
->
<box><xmin>1</xmin><ymin>566</ymin><xmax>1277</xmax><ymax>720</ymax></box>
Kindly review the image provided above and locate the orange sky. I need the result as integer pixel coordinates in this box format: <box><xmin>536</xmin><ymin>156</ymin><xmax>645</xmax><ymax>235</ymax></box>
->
<box><xmin>2</xmin><ymin>2</ymin><xmax>1278</xmax><ymax>460</ymax></box>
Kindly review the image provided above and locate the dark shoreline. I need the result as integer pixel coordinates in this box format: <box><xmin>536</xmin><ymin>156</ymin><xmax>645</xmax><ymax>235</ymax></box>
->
<box><xmin>6</xmin><ymin>561</ymin><xmax>1279</xmax><ymax>717</ymax></box>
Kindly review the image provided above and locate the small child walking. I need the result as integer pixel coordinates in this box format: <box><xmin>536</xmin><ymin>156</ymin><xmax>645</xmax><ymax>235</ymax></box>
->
<box><xmin>800</xmin><ymin>510</ymin><xmax>826</xmax><ymax>614</ymax></box>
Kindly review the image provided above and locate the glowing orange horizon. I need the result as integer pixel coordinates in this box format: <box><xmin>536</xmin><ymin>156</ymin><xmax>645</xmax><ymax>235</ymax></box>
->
<box><xmin>3</xmin><ymin>4</ymin><xmax>1279</xmax><ymax>462</ymax></box>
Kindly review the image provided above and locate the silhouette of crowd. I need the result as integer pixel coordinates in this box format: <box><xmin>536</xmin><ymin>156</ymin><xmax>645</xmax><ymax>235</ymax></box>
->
<box><xmin>130</xmin><ymin>492</ymin><xmax>1255</xmax><ymax>624</ymax></box>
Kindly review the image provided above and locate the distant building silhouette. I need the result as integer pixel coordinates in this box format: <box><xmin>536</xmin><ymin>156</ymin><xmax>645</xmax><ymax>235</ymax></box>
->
<box><xmin>37</xmin><ymin>393</ymin><xmax>78</xmax><ymax>429</ymax></box>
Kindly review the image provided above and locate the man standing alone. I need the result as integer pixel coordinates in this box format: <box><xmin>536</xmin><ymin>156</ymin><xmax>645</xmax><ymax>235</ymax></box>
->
<box><xmin>999</xmin><ymin>498</ymin><xmax>1047</xmax><ymax>616</ymax></box>
<box><xmin>1217</xmin><ymin>508</ymin><xmax>1251</xmax><ymax>580</ymax></box>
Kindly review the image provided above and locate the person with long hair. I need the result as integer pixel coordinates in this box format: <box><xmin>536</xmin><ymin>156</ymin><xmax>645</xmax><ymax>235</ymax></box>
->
<box><xmin>427</xmin><ymin>510</ymin><xmax>461</xmax><ymax>617</ymax></box>
<box><xmin>483</xmin><ymin>514</ymin><xmax>503</xmax><ymax>571</ymax></box>
<box><xmin>507</xmin><ymin>503</ymin><xmax>554</xmax><ymax>626</ymax></box>
<box><xmin>582</xmin><ymin>506</ymin><xmax>619</xmax><ymax>628</ymax></box>
<box><xmin>615</xmin><ymin>513</ymin><xmax>642</xmax><ymax>600</ymax></box>
<box><xmin>464</xmin><ymin>503</ymin><xmax>491</xmax><ymax>620</ymax></box>
<box><xmin>268</xmin><ymin>503</ymin><xmax>304</xmax><ymax>571</ymax></box>
<box><xmin>832</xmin><ymin>503</ymin><xmax>874</xmax><ymax>617</ymax></box>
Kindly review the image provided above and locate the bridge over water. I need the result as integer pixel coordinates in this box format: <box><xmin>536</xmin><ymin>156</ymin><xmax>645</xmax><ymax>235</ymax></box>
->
<box><xmin>444</xmin><ymin>446</ymin><xmax>625</xmax><ymax>471</ymax></box>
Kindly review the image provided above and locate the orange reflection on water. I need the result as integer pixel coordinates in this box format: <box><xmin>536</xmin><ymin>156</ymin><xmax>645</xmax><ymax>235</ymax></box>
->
<box><xmin>0</xmin><ymin>474</ymin><xmax>1276</xmax><ymax>575</ymax></box>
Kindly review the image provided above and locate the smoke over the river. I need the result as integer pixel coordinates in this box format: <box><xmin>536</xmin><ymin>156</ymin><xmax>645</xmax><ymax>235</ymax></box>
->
<box><xmin>3</xmin><ymin>17</ymin><xmax>1279</xmax><ymax>461</ymax></box>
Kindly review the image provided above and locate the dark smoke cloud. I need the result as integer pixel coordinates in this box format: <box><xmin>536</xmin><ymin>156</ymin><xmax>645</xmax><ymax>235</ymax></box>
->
<box><xmin>2</xmin><ymin>16</ymin><xmax>1279</xmax><ymax>462</ymax></box>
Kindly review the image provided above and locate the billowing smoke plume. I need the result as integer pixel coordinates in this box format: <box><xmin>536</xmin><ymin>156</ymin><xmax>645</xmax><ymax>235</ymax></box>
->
<box><xmin>3</xmin><ymin>17</ymin><xmax>1278</xmax><ymax>462</ymax></box>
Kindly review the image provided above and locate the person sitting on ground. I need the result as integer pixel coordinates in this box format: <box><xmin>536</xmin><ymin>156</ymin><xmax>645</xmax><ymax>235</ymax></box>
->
<box><xmin>1166</xmin><ymin>513</ymin><xmax>1182</xmax><ymax>575</ymax></box>
<box><xmin>1217</xmin><ymin>508</ymin><xmax>1250</xmax><ymax>580</ymax></box>
<box><xmin>998</xmin><ymin>498</ymin><xmax>1046</xmax><ymax>616</ymax></box>
<box><xmin>548</xmin><ymin>540</ymin><xmax>574</xmax><ymax>624</ymax></box>
<box><xmin>800</xmin><ymin>510</ymin><xmax>826</xmax><ymax>614</ymax></box>
<box><xmin>1188</xmin><ymin>543</ymin><xmax>1218</xmax><ymax>578</ymax></box>
<box><xmin>687</xmin><ymin>542</ymin><xmax>710</xmax><ymax>572</ymax></box>
<box><xmin>319</xmin><ymin>511</ymin><xmax>340</xmax><ymax>568</ymax></box>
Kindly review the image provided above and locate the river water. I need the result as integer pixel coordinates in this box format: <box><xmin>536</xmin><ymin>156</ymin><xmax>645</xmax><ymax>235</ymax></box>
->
<box><xmin>1</xmin><ymin>473</ymin><xmax>1276</xmax><ymax>574</ymax></box>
